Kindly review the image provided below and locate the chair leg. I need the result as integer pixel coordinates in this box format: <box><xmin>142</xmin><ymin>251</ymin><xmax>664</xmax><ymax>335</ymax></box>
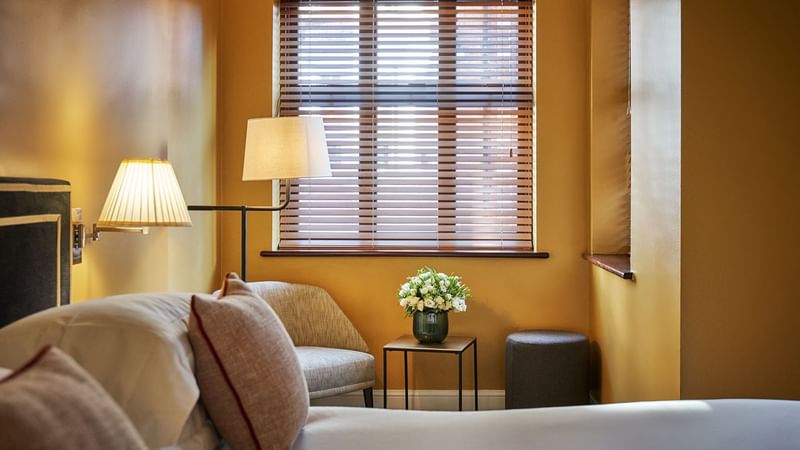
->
<box><xmin>363</xmin><ymin>387</ymin><xmax>374</xmax><ymax>408</ymax></box>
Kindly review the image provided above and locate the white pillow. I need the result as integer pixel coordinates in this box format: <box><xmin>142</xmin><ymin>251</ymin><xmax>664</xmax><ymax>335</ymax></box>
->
<box><xmin>0</xmin><ymin>293</ymin><xmax>199</xmax><ymax>449</ymax></box>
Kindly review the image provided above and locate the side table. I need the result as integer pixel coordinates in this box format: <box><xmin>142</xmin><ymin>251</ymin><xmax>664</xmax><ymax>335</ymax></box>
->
<box><xmin>383</xmin><ymin>335</ymin><xmax>477</xmax><ymax>411</ymax></box>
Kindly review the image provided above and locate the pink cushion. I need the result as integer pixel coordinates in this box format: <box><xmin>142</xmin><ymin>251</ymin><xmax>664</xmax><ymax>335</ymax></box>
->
<box><xmin>189</xmin><ymin>273</ymin><xmax>309</xmax><ymax>450</ymax></box>
<box><xmin>0</xmin><ymin>346</ymin><xmax>147</xmax><ymax>450</ymax></box>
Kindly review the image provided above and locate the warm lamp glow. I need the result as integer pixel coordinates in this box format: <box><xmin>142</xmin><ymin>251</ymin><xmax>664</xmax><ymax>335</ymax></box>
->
<box><xmin>98</xmin><ymin>159</ymin><xmax>191</xmax><ymax>227</ymax></box>
<box><xmin>242</xmin><ymin>116</ymin><xmax>332</xmax><ymax>181</ymax></box>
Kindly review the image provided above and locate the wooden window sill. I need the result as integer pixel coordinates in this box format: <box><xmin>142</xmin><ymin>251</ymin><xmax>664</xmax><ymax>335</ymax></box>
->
<box><xmin>261</xmin><ymin>250</ymin><xmax>550</xmax><ymax>259</ymax></box>
<box><xmin>584</xmin><ymin>254</ymin><xmax>634</xmax><ymax>280</ymax></box>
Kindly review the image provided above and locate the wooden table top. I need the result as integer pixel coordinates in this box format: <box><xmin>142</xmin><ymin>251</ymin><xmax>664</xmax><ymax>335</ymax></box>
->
<box><xmin>383</xmin><ymin>335</ymin><xmax>476</xmax><ymax>353</ymax></box>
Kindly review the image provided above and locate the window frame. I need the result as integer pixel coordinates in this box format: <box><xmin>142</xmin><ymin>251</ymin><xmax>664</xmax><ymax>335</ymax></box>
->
<box><xmin>274</xmin><ymin>0</ymin><xmax>541</xmax><ymax>256</ymax></box>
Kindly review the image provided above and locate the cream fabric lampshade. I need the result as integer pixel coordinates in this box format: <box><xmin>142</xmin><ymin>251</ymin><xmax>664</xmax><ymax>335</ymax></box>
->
<box><xmin>242</xmin><ymin>117</ymin><xmax>332</xmax><ymax>180</ymax></box>
<box><xmin>97</xmin><ymin>159</ymin><xmax>192</xmax><ymax>227</ymax></box>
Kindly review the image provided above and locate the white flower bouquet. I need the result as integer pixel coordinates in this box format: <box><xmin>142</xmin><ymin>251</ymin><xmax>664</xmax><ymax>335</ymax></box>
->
<box><xmin>397</xmin><ymin>267</ymin><xmax>470</xmax><ymax>317</ymax></box>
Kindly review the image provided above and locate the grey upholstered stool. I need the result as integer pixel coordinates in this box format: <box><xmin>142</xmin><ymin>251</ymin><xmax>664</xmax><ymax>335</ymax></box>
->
<box><xmin>505</xmin><ymin>330</ymin><xmax>589</xmax><ymax>409</ymax></box>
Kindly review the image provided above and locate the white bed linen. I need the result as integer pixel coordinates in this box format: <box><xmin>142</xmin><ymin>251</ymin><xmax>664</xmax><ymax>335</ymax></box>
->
<box><xmin>176</xmin><ymin>403</ymin><xmax>219</xmax><ymax>450</ymax></box>
<box><xmin>0</xmin><ymin>293</ymin><xmax>200</xmax><ymax>449</ymax></box>
<box><xmin>295</xmin><ymin>399</ymin><xmax>800</xmax><ymax>450</ymax></box>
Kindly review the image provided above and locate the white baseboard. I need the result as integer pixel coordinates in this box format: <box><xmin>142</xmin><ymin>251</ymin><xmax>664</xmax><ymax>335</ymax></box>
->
<box><xmin>311</xmin><ymin>389</ymin><xmax>505</xmax><ymax>411</ymax></box>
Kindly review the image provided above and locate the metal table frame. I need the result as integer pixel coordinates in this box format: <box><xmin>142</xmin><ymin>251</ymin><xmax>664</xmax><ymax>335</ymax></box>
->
<box><xmin>383</xmin><ymin>335</ymin><xmax>478</xmax><ymax>411</ymax></box>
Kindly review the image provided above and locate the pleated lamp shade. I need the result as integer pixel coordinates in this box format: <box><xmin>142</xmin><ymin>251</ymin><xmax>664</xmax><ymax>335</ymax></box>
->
<box><xmin>242</xmin><ymin>117</ymin><xmax>332</xmax><ymax>180</ymax></box>
<box><xmin>97</xmin><ymin>159</ymin><xmax>192</xmax><ymax>227</ymax></box>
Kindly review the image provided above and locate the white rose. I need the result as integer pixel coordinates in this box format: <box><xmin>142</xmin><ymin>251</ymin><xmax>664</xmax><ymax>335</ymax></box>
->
<box><xmin>445</xmin><ymin>300</ymin><xmax>453</xmax><ymax>309</ymax></box>
<box><xmin>446</xmin><ymin>293</ymin><xmax>452</xmax><ymax>300</ymax></box>
<box><xmin>402</xmin><ymin>282</ymin><xmax>410</xmax><ymax>291</ymax></box>
<box><xmin>409</xmin><ymin>296</ymin><xmax>419</xmax><ymax>306</ymax></box>
<box><xmin>439</xmin><ymin>281</ymin><xmax>447</xmax><ymax>290</ymax></box>
<box><xmin>400</xmin><ymin>298</ymin><xmax>408</xmax><ymax>307</ymax></box>
<box><xmin>424</xmin><ymin>298</ymin><xmax>436</xmax><ymax>308</ymax></box>
<box><xmin>435</xmin><ymin>296</ymin><xmax>444</xmax><ymax>305</ymax></box>
<box><xmin>438</xmin><ymin>272</ymin><xmax>447</xmax><ymax>278</ymax></box>
<box><xmin>420</xmin><ymin>286</ymin><xmax>429</xmax><ymax>295</ymax></box>
<box><xmin>417</xmin><ymin>301</ymin><xmax>424</xmax><ymax>311</ymax></box>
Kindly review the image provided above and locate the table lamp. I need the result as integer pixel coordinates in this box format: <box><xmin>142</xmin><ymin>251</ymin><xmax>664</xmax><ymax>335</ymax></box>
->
<box><xmin>188</xmin><ymin>116</ymin><xmax>331</xmax><ymax>279</ymax></box>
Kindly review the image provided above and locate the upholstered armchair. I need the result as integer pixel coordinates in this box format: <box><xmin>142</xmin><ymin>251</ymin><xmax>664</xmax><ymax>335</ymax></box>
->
<box><xmin>244</xmin><ymin>282</ymin><xmax>375</xmax><ymax>407</ymax></box>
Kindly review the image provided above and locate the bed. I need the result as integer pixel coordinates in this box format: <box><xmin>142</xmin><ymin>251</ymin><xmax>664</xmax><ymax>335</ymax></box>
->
<box><xmin>0</xmin><ymin>178</ymin><xmax>798</xmax><ymax>450</ymax></box>
<box><xmin>296</xmin><ymin>400</ymin><xmax>800</xmax><ymax>450</ymax></box>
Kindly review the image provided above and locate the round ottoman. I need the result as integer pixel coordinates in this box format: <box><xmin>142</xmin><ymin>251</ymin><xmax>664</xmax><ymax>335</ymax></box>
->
<box><xmin>505</xmin><ymin>330</ymin><xmax>589</xmax><ymax>409</ymax></box>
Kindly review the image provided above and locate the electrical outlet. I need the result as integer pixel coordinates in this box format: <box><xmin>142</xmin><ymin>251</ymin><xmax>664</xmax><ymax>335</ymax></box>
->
<box><xmin>71</xmin><ymin>208</ymin><xmax>84</xmax><ymax>264</ymax></box>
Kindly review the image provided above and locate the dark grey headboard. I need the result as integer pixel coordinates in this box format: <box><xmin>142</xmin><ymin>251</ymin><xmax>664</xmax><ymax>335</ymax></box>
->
<box><xmin>0</xmin><ymin>177</ymin><xmax>71</xmax><ymax>327</ymax></box>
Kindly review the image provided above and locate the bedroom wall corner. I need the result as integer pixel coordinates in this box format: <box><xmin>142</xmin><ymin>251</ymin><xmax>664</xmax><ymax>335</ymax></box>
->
<box><xmin>589</xmin><ymin>0</ymin><xmax>681</xmax><ymax>403</ymax></box>
<box><xmin>0</xmin><ymin>0</ymin><xmax>220</xmax><ymax>300</ymax></box>
<box><xmin>216</xmin><ymin>0</ymin><xmax>276</xmax><ymax>283</ymax></box>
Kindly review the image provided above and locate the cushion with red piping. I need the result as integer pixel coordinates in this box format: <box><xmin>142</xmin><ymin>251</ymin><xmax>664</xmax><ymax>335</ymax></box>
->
<box><xmin>188</xmin><ymin>273</ymin><xmax>309</xmax><ymax>450</ymax></box>
<box><xmin>0</xmin><ymin>346</ymin><xmax>147</xmax><ymax>450</ymax></box>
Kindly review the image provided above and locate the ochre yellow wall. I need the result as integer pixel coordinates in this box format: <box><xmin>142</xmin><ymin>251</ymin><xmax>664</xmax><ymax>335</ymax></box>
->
<box><xmin>680</xmin><ymin>0</ymin><xmax>800</xmax><ymax>399</ymax></box>
<box><xmin>0</xmin><ymin>0</ymin><xmax>219</xmax><ymax>300</ymax></box>
<box><xmin>589</xmin><ymin>0</ymin><xmax>681</xmax><ymax>402</ymax></box>
<box><xmin>216</xmin><ymin>0</ymin><xmax>276</xmax><ymax>284</ymax></box>
<box><xmin>218</xmin><ymin>0</ymin><xmax>590</xmax><ymax>390</ymax></box>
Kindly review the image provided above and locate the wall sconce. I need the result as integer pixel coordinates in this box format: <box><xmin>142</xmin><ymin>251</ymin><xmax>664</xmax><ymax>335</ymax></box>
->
<box><xmin>90</xmin><ymin>159</ymin><xmax>191</xmax><ymax>240</ymax></box>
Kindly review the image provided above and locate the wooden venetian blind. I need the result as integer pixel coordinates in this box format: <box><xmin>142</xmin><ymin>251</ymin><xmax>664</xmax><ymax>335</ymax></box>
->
<box><xmin>279</xmin><ymin>0</ymin><xmax>535</xmax><ymax>251</ymax></box>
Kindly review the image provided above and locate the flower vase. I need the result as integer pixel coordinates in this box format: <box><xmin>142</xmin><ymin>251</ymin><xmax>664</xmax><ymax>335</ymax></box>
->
<box><xmin>413</xmin><ymin>310</ymin><xmax>449</xmax><ymax>344</ymax></box>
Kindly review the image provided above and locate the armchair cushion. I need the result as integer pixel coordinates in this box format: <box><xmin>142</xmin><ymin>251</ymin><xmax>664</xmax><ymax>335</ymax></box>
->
<box><xmin>242</xmin><ymin>282</ymin><xmax>368</xmax><ymax>353</ymax></box>
<box><xmin>296</xmin><ymin>347</ymin><xmax>375</xmax><ymax>399</ymax></box>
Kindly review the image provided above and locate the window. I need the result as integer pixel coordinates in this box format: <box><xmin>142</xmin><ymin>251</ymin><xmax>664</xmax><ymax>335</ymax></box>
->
<box><xmin>278</xmin><ymin>0</ymin><xmax>535</xmax><ymax>252</ymax></box>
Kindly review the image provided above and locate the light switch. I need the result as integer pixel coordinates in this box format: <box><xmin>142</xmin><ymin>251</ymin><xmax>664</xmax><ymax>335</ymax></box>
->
<box><xmin>71</xmin><ymin>208</ymin><xmax>84</xmax><ymax>264</ymax></box>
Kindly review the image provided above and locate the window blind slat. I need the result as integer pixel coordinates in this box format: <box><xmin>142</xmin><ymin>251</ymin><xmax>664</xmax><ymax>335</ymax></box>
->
<box><xmin>279</xmin><ymin>0</ymin><xmax>535</xmax><ymax>251</ymax></box>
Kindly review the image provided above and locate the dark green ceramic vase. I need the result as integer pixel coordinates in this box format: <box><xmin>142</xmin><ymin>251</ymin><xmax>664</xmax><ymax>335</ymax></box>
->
<box><xmin>413</xmin><ymin>310</ymin><xmax>449</xmax><ymax>344</ymax></box>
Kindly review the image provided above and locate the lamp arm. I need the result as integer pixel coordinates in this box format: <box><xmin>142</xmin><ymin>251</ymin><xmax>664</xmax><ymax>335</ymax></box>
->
<box><xmin>187</xmin><ymin>180</ymin><xmax>292</xmax><ymax>212</ymax></box>
<box><xmin>243</xmin><ymin>181</ymin><xmax>292</xmax><ymax>212</ymax></box>
<box><xmin>186</xmin><ymin>180</ymin><xmax>293</xmax><ymax>280</ymax></box>
<box><xmin>90</xmin><ymin>225</ymin><xmax>150</xmax><ymax>241</ymax></box>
